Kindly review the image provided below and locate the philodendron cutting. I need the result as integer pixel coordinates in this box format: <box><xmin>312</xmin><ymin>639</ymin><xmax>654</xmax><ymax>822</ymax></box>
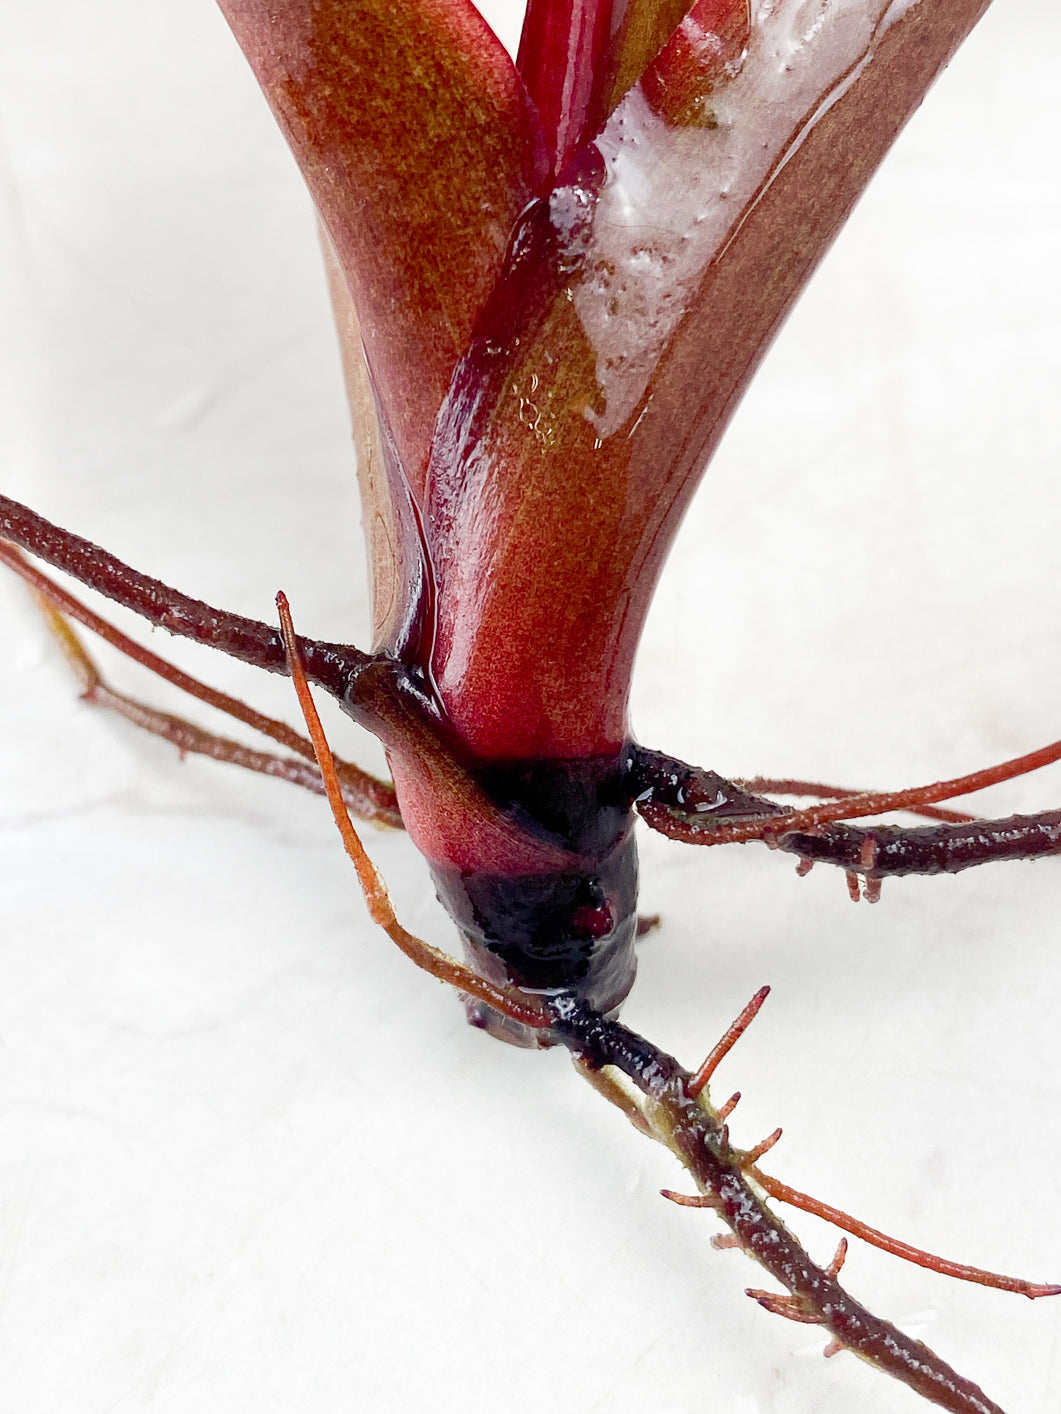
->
<box><xmin>2</xmin><ymin>0</ymin><xmax>1060</xmax><ymax>1409</ymax></box>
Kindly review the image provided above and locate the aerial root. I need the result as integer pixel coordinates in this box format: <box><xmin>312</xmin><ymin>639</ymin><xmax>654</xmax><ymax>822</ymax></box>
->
<box><xmin>857</xmin><ymin>837</ymin><xmax>883</xmax><ymax>902</ymax></box>
<box><xmin>660</xmin><ymin>1189</ymin><xmax>722</xmax><ymax>1211</ymax></box>
<box><xmin>750</xmin><ymin>1165</ymin><xmax>1061</xmax><ymax>1299</ymax></box>
<box><xmin>717</xmin><ymin>1090</ymin><xmax>741</xmax><ymax>1121</ymax></box>
<box><xmin>734</xmin><ymin>776</ymin><xmax>977</xmax><ymax>826</ymax></box>
<box><xmin>669</xmin><ymin>1133</ymin><xmax>1060</xmax><ymax>1299</ymax></box>
<box><xmin>844</xmin><ymin>866</ymin><xmax>882</xmax><ymax>903</ymax></box>
<box><xmin>745</xmin><ymin>1289</ymin><xmax>821</xmax><ymax>1324</ymax></box>
<box><xmin>681</xmin><ymin>1005</ymin><xmax>1059</xmax><ymax>1306</ymax></box>
<box><xmin>33</xmin><ymin>592</ymin><xmax>100</xmax><ymax>695</ymax></box>
<box><xmin>746</xmin><ymin>1252</ymin><xmax>854</xmax><ymax>1355</ymax></box>
<box><xmin>1</xmin><ymin>541</ymin><xmax>400</xmax><ymax>823</ymax></box>
<box><xmin>557</xmin><ymin>1002</ymin><xmax>1035</xmax><ymax>1408</ymax></box>
<box><xmin>690</xmin><ymin>736</ymin><xmax>1061</xmax><ymax>846</ymax></box>
<box><xmin>826</xmin><ymin>1237</ymin><xmax>849</xmax><ymax>1278</ymax></box>
<box><xmin>688</xmin><ymin>985</ymin><xmax>771</xmax><ymax>1099</ymax></box>
<box><xmin>574</xmin><ymin>1056</ymin><xmax>655</xmax><ymax>1137</ymax></box>
<box><xmin>741</xmin><ymin>1127</ymin><xmax>782</xmax><ymax>1167</ymax></box>
<box><xmin>275</xmin><ymin>590</ymin><xmax>547</xmax><ymax>1033</ymax></box>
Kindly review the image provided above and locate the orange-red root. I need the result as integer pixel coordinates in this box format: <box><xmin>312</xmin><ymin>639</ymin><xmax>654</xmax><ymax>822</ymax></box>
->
<box><xmin>701</xmin><ymin>737</ymin><xmax>1061</xmax><ymax>846</ymax></box>
<box><xmin>826</xmin><ymin>1237</ymin><xmax>849</xmax><ymax>1278</ymax></box>
<box><xmin>275</xmin><ymin>591</ymin><xmax>547</xmax><ymax>1032</ymax></box>
<box><xmin>741</xmin><ymin>1127</ymin><xmax>782</xmax><ymax>1168</ymax></box>
<box><xmin>735</xmin><ymin>777</ymin><xmax>978</xmax><ymax>826</ymax></box>
<box><xmin>751</xmin><ymin>1166</ymin><xmax>1061</xmax><ymax>1299</ymax></box>
<box><xmin>1</xmin><ymin>541</ymin><xmax>398</xmax><ymax>822</ymax></box>
<box><xmin>688</xmin><ymin>985</ymin><xmax>771</xmax><ymax>1099</ymax></box>
<box><xmin>660</xmin><ymin>1189</ymin><xmax>720</xmax><ymax>1210</ymax></box>
<box><xmin>746</xmin><ymin>1289</ymin><xmax>820</xmax><ymax>1324</ymax></box>
<box><xmin>718</xmin><ymin>1091</ymin><xmax>741</xmax><ymax>1122</ymax></box>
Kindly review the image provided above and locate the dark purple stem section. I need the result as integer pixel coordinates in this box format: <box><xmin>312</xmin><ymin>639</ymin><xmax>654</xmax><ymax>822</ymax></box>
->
<box><xmin>548</xmin><ymin>996</ymin><xmax>1007</xmax><ymax>1414</ymax></box>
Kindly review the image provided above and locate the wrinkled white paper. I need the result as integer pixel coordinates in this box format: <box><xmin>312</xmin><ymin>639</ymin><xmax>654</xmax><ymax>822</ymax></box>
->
<box><xmin>1</xmin><ymin>2</ymin><xmax>1059</xmax><ymax>1411</ymax></box>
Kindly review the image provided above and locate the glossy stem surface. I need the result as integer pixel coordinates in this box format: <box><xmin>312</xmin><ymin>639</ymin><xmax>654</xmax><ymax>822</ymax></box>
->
<box><xmin>422</xmin><ymin>0</ymin><xmax>994</xmax><ymax>765</ymax></box>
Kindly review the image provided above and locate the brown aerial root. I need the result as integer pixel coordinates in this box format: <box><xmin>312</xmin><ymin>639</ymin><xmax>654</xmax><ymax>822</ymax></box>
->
<box><xmin>854</xmin><ymin>838</ymin><xmax>884</xmax><ymax>903</ymax></box>
<box><xmin>0</xmin><ymin>539</ymin><xmax>401</xmax><ymax>825</ymax></box>
<box><xmin>0</xmin><ymin>494</ymin><xmax>369</xmax><ymax>694</ymax></box>
<box><xmin>633</xmin><ymin>746</ymin><xmax>1061</xmax><ymax>885</ymax></box>
<box><xmin>574</xmin><ymin>1057</ymin><xmax>656</xmax><ymax>1137</ymax></box>
<box><xmin>275</xmin><ymin>590</ymin><xmax>548</xmax><ymax>1033</ymax></box>
<box><xmin>616</xmin><ymin>1052</ymin><xmax>1046</xmax><ymax>1413</ymax></box>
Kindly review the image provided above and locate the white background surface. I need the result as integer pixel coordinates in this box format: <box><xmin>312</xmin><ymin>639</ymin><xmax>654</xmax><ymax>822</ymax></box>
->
<box><xmin>1</xmin><ymin>2</ymin><xmax>1060</xmax><ymax>1411</ymax></box>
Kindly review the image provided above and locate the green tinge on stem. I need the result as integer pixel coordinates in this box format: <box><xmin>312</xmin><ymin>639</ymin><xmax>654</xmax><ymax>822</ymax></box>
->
<box><xmin>421</xmin><ymin>0</ymin><xmax>994</xmax><ymax>766</ymax></box>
